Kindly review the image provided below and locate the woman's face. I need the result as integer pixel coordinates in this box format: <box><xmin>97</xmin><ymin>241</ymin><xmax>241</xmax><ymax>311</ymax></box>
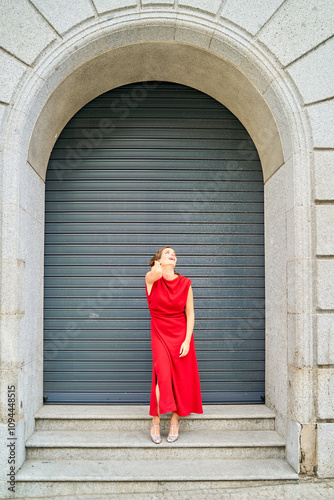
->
<box><xmin>158</xmin><ymin>248</ymin><xmax>177</xmax><ymax>267</ymax></box>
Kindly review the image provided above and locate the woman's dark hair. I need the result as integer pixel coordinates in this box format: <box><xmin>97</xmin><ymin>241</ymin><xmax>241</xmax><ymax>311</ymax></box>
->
<box><xmin>149</xmin><ymin>246</ymin><xmax>179</xmax><ymax>275</ymax></box>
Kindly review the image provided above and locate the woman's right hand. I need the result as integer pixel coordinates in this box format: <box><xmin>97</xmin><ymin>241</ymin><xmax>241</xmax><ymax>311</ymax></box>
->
<box><xmin>146</xmin><ymin>260</ymin><xmax>162</xmax><ymax>284</ymax></box>
<box><xmin>152</xmin><ymin>261</ymin><xmax>162</xmax><ymax>275</ymax></box>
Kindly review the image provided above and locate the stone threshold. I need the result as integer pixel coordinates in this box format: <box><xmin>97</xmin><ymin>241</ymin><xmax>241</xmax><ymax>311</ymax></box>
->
<box><xmin>16</xmin><ymin>458</ymin><xmax>298</xmax><ymax>482</ymax></box>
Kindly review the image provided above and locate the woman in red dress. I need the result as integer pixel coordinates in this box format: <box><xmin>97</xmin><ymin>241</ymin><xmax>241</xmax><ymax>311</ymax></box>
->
<box><xmin>145</xmin><ymin>246</ymin><xmax>203</xmax><ymax>444</ymax></box>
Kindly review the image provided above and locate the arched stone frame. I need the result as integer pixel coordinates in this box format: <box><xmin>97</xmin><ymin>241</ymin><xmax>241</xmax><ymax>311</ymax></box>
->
<box><xmin>1</xmin><ymin>15</ymin><xmax>314</xmax><ymax>476</ymax></box>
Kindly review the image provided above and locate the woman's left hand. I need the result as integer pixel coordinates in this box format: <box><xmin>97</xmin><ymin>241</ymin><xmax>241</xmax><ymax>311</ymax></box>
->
<box><xmin>179</xmin><ymin>340</ymin><xmax>190</xmax><ymax>358</ymax></box>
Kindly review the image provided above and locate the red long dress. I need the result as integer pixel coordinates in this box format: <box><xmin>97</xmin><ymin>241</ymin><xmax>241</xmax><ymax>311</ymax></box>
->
<box><xmin>145</xmin><ymin>274</ymin><xmax>203</xmax><ymax>417</ymax></box>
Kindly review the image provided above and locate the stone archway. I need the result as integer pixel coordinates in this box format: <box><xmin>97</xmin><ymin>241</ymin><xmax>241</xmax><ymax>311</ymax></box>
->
<box><xmin>28</xmin><ymin>41</ymin><xmax>284</xmax><ymax>183</ymax></box>
<box><xmin>2</xmin><ymin>17</ymin><xmax>313</xmax><ymax>476</ymax></box>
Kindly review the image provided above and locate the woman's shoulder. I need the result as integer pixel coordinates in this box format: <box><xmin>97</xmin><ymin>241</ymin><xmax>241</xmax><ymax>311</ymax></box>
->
<box><xmin>177</xmin><ymin>274</ymin><xmax>192</xmax><ymax>285</ymax></box>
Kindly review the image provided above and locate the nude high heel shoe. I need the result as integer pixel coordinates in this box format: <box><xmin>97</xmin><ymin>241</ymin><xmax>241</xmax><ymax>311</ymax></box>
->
<box><xmin>167</xmin><ymin>423</ymin><xmax>179</xmax><ymax>443</ymax></box>
<box><xmin>150</xmin><ymin>424</ymin><xmax>162</xmax><ymax>444</ymax></box>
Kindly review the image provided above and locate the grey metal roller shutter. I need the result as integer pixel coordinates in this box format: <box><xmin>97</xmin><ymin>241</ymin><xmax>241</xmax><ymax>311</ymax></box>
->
<box><xmin>44</xmin><ymin>81</ymin><xmax>265</xmax><ymax>405</ymax></box>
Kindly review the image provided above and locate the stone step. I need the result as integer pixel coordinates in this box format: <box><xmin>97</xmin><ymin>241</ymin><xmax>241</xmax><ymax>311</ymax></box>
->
<box><xmin>13</xmin><ymin>404</ymin><xmax>298</xmax><ymax>499</ymax></box>
<box><xmin>15</xmin><ymin>458</ymin><xmax>298</xmax><ymax>499</ymax></box>
<box><xmin>34</xmin><ymin>404</ymin><xmax>275</xmax><ymax>431</ymax></box>
<box><xmin>26</xmin><ymin>429</ymin><xmax>285</xmax><ymax>460</ymax></box>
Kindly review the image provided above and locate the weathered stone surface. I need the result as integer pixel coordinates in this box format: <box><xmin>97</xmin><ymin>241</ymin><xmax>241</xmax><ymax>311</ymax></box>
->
<box><xmin>316</xmin><ymin>205</ymin><xmax>334</xmax><ymax>256</ymax></box>
<box><xmin>288</xmin><ymin>313</ymin><xmax>313</xmax><ymax>368</ymax></box>
<box><xmin>0</xmin><ymin>151</ymin><xmax>21</xmax><ymax>206</ymax></box>
<box><xmin>287</xmin><ymin>366</ymin><xmax>314</xmax><ymax>423</ymax></box>
<box><xmin>0</xmin><ymin>103</ymin><xmax>10</xmax><ymax>152</ymax></box>
<box><xmin>0</xmin><ymin>50</ymin><xmax>27</xmax><ymax>103</ymax></box>
<box><xmin>0</xmin><ymin>315</ymin><xmax>22</xmax><ymax>366</ymax></box>
<box><xmin>20</xmin><ymin>163</ymin><xmax>45</xmax><ymax>224</ymax></box>
<box><xmin>264</xmin><ymin>164</ymin><xmax>288</xmax><ymax>434</ymax></box>
<box><xmin>314</xmin><ymin>151</ymin><xmax>334</xmax><ymax>201</ymax></box>
<box><xmin>317</xmin><ymin>368</ymin><xmax>334</xmax><ymax>420</ymax></box>
<box><xmin>30</xmin><ymin>0</ymin><xmax>96</xmax><ymax>35</ymax></box>
<box><xmin>0</xmin><ymin>1</ymin><xmax>57</xmax><ymax>65</ymax></box>
<box><xmin>317</xmin><ymin>260</ymin><xmax>334</xmax><ymax>310</ymax></box>
<box><xmin>258</xmin><ymin>0</ymin><xmax>334</xmax><ymax>66</ymax></box>
<box><xmin>178</xmin><ymin>0</ymin><xmax>222</xmax><ymax>16</ymax></box>
<box><xmin>287</xmin><ymin>37</ymin><xmax>334</xmax><ymax>104</ymax></box>
<box><xmin>283</xmin><ymin>153</ymin><xmax>310</xmax><ymax>211</ymax></box>
<box><xmin>139</xmin><ymin>22</ymin><xmax>175</xmax><ymax>42</ymax></box>
<box><xmin>318</xmin><ymin>424</ymin><xmax>334</xmax><ymax>478</ymax></box>
<box><xmin>317</xmin><ymin>314</ymin><xmax>334</xmax><ymax>366</ymax></box>
<box><xmin>142</xmin><ymin>0</ymin><xmax>174</xmax><ymax>5</ymax></box>
<box><xmin>23</xmin><ymin>356</ymin><xmax>44</xmax><ymax>440</ymax></box>
<box><xmin>209</xmin><ymin>32</ymin><xmax>245</xmax><ymax>67</ymax></box>
<box><xmin>4</xmin><ymin>477</ymin><xmax>334</xmax><ymax>500</ymax></box>
<box><xmin>263</xmin><ymin>81</ymin><xmax>293</xmax><ymax>162</ymax></box>
<box><xmin>222</xmin><ymin>0</ymin><xmax>284</xmax><ymax>35</ymax></box>
<box><xmin>25</xmin><ymin>428</ymin><xmax>287</xmax><ymax>461</ymax></box>
<box><xmin>175</xmin><ymin>23</ymin><xmax>212</xmax><ymax>49</ymax></box>
<box><xmin>19</xmin><ymin>211</ymin><xmax>44</xmax><ymax>366</ymax></box>
<box><xmin>286</xmin><ymin>206</ymin><xmax>305</xmax><ymax>261</ymax></box>
<box><xmin>286</xmin><ymin>419</ymin><xmax>300</xmax><ymax>473</ymax></box>
<box><xmin>93</xmin><ymin>0</ymin><xmax>137</xmax><ymax>14</ymax></box>
<box><xmin>239</xmin><ymin>50</ymin><xmax>274</xmax><ymax>94</ymax></box>
<box><xmin>1</xmin><ymin>203</ymin><xmax>20</xmax><ymax>263</ymax></box>
<box><xmin>308</xmin><ymin>100</ymin><xmax>334</xmax><ymax>149</ymax></box>
<box><xmin>0</xmin><ymin>258</ymin><xmax>25</xmax><ymax>315</ymax></box>
<box><xmin>300</xmin><ymin>424</ymin><xmax>317</xmax><ymax>476</ymax></box>
<box><xmin>15</xmin><ymin>457</ymin><xmax>298</xmax><ymax>482</ymax></box>
<box><xmin>287</xmin><ymin>259</ymin><xmax>310</xmax><ymax>314</ymax></box>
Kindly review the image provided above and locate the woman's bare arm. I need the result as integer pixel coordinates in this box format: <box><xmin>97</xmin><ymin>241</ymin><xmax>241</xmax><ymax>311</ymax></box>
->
<box><xmin>145</xmin><ymin>261</ymin><xmax>163</xmax><ymax>284</ymax></box>
<box><xmin>145</xmin><ymin>261</ymin><xmax>163</xmax><ymax>296</ymax></box>
<box><xmin>179</xmin><ymin>286</ymin><xmax>195</xmax><ymax>358</ymax></box>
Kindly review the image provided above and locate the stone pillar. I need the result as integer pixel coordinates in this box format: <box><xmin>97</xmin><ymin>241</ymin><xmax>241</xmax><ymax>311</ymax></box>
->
<box><xmin>315</xmin><ymin>150</ymin><xmax>334</xmax><ymax>478</ymax></box>
<box><xmin>0</xmin><ymin>148</ymin><xmax>45</xmax><ymax>496</ymax></box>
<box><xmin>0</xmin><ymin>151</ymin><xmax>26</xmax><ymax>493</ymax></box>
